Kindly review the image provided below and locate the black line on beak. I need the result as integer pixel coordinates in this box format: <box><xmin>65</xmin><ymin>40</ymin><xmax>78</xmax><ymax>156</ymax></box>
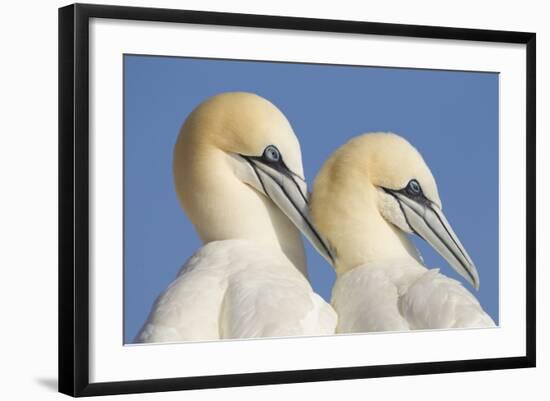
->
<box><xmin>242</xmin><ymin>156</ymin><xmax>268</xmax><ymax>195</ymax></box>
<box><xmin>245</xmin><ymin>154</ymin><xmax>309</xmax><ymax>206</ymax></box>
<box><xmin>278</xmin><ymin>183</ymin><xmax>335</xmax><ymax>264</ymax></box>
<box><xmin>242</xmin><ymin>154</ymin><xmax>334</xmax><ymax>264</ymax></box>
<box><xmin>430</xmin><ymin>207</ymin><xmax>471</xmax><ymax>264</ymax></box>
<box><xmin>289</xmin><ymin>174</ymin><xmax>309</xmax><ymax>205</ymax></box>
<box><xmin>383</xmin><ymin>188</ymin><xmax>424</xmax><ymax>240</ymax></box>
<box><xmin>384</xmin><ymin>188</ymin><xmax>476</xmax><ymax>286</ymax></box>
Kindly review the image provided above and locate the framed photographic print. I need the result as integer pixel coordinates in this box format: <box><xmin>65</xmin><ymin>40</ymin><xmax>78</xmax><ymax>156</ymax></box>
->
<box><xmin>58</xmin><ymin>3</ymin><xmax>536</xmax><ymax>397</ymax></box>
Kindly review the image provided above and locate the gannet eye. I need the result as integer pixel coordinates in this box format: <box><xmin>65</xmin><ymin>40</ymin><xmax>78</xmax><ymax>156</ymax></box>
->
<box><xmin>263</xmin><ymin>145</ymin><xmax>280</xmax><ymax>163</ymax></box>
<box><xmin>406</xmin><ymin>179</ymin><xmax>422</xmax><ymax>195</ymax></box>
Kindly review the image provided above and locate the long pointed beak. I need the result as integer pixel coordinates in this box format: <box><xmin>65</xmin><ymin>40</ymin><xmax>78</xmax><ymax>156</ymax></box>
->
<box><xmin>239</xmin><ymin>155</ymin><xmax>335</xmax><ymax>265</ymax></box>
<box><xmin>390</xmin><ymin>191</ymin><xmax>480</xmax><ymax>290</ymax></box>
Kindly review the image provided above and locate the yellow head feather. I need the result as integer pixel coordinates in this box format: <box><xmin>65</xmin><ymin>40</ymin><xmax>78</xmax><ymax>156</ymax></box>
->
<box><xmin>311</xmin><ymin>132</ymin><xmax>440</xmax><ymax>273</ymax></box>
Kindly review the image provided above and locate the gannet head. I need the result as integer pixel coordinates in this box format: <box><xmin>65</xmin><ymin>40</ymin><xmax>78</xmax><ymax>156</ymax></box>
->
<box><xmin>311</xmin><ymin>132</ymin><xmax>479</xmax><ymax>289</ymax></box>
<box><xmin>174</xmin><ymin>92</ymin><xmax>333</xmax><ymax>264</ymax></box>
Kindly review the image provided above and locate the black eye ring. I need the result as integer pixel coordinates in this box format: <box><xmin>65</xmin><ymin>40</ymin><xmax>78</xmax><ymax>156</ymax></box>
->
<box><xmin>263</xmin><ymin>145</ymin><xmax>280</xmax><ymax>163</ymax></box>
<box><xmin>407</xmin><ymin>179</ymin><xmax>422</xmax><ymax>195</ymax></box>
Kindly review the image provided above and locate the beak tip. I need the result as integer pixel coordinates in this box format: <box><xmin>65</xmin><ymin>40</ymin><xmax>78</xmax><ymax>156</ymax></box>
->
<box><xmin>469</xmin><ymin>270</ymin><xmax>480</xmax><ymax>291</ymax></box>
<box><xmin>472</xmin><ymin>265</ymin><xmax>480</xmax><ymax>291</ymax></box>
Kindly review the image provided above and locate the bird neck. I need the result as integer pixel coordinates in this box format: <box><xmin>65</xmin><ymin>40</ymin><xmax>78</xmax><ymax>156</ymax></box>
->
<box><xmin>175</xmin><ymin>145</ymin><xmax>308</xmax><ymax>277</ymax></box>
<box><xmin>319</xmin><ymin>180</ymin><xmax>420</xmax><ymax>277</ymax></box>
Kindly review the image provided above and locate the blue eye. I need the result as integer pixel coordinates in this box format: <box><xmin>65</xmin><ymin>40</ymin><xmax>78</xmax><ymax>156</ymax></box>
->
<box><xmin>407</xmin><ymin>179</ymin><xmax>421</xmax><ymax>195</ymax></box>
<box><xmin>263</xmin><ymin>145</ymin><xmax>280</xmax><ymax>162</ymax></box>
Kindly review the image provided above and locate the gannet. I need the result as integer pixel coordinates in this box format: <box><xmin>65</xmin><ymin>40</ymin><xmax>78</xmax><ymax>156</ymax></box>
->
<box><xmin>136</xmin><ymin>92</ymin><xmax>336</xmax><ymax>343</ymax></box>
<box><xmin>310</xmin><ymin>133</ymin><xmax>495</xmax><ymax>332</ymax></box>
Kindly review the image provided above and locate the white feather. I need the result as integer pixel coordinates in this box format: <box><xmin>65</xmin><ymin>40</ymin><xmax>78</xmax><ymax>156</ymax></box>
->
<box><xmin>136</xmin><ymin>93</ymin><xmax>337</xmax><ymax>343</ymax></box>
<box><xmin>331</xmin><ymin>260</ymin><xmax>494</xmax><ymax>333</ymax></box>
<box><xmin>312</xmin><ymin>133</ymin><xmax>495</xmax><ymax>333</ymax></box>
<box><xmin>136</xmin><ymin>240</ymin><xmax>337</xmax><ymax>343</ymax></box>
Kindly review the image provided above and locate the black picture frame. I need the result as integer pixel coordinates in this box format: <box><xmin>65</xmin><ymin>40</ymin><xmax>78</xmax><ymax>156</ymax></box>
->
<box><xmin>59</xmin><ymin>3</ymin><xmax>536</xmax><ymax>397</ymax></box>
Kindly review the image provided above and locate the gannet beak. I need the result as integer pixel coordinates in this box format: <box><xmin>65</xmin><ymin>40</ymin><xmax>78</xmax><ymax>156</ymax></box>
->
<box><xmin>236</xmin><ymin>153</ymin><xmax>335</xmax><ymax>265</ymax></box>
<box><xmin>386</xmin><ymin>189</ymin><xmax>480</xmax><ymax>290</ymax></box>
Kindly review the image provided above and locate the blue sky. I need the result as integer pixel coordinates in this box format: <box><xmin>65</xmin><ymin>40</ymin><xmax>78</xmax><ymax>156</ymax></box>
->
<box><xmin>124</xmin><ymin>55</ymin><xmax>499</xmax><ymax>343</ymax></box>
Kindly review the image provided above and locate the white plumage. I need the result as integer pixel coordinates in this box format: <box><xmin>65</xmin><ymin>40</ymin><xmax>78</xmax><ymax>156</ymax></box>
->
<box><xmin>136</xmin><ymin>93</ymin><xmax>336</xmax><ymax>343</ymax></box>
<box><xmin>137</xmin><ymin>240</ymin><xmax>336</xmax><ymax>342</ymax></box>
<box><xmin>331</xmin><ymin>261</ymin><xmax>494</xmax><ymax>333</ymax></box>
<box><xmin>311</xmin><ymin>132</ymin><xmax>495</xmax><ymax>333</ymax></box>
